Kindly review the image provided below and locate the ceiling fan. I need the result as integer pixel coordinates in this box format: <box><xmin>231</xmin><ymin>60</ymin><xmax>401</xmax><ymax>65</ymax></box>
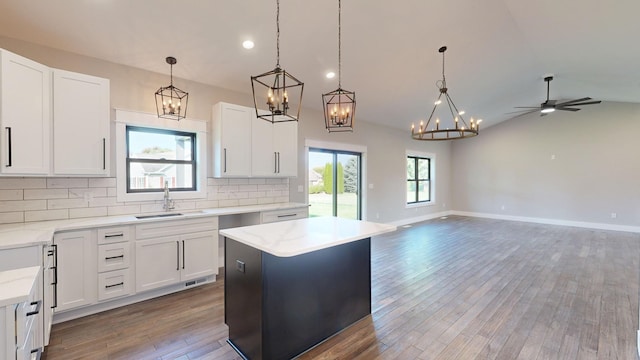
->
<box><xmin>513</xmin><ymin>75</ymin><xmax>601</xmax><ymax>116</ymax></box>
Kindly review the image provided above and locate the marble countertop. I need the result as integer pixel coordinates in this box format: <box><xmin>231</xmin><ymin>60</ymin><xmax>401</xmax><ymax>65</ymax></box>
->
<box><xmin>0</xmin><ymin>266</ymin><xmax>40</xmax><ymax>308</ymax></box>
<box><xmin>219</xmin><ymin>216</ymin><xmax>397</xmax><ymax>257</ymax></box>
<box><xmin>0</xmin><ymin>202</ymin><xmax>309</xmax><ymax>250</ymax></box>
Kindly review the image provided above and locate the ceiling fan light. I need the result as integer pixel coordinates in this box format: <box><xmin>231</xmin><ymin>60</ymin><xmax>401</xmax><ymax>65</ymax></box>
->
<box><xmin>541</xmin><ymin>107</ymin><xmax>555</xmax><ymax>113</ymax></box>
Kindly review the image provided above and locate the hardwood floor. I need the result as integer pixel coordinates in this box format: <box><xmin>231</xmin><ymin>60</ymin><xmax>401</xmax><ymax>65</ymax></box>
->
<box><xmin>42</xmin><ymin>216</ymin><xmax>640</xmax><ymax>359</ymax></box>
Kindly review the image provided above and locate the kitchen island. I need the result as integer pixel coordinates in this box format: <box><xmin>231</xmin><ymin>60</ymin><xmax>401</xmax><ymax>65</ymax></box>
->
<box><xmin>220</xmin><ymin>216</ymin><xmax>396</xmax><ymax>360</ymax></box>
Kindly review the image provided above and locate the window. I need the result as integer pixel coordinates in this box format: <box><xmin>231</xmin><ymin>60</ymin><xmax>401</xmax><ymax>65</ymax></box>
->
<box><xmin>407</xmin><ymin>155</ymin><xmax>431</xmax><ymax>204</ymax></box>
<box><xmin>126</xmin><ymin>126</ymin><xmax>196</xmax><ymax>193</ymax></box>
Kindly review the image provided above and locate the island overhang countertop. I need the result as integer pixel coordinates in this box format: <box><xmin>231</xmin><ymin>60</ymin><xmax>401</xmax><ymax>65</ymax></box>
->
<box><xmin>219</xmin><ymin>216</ymin><xmax>397</xmax><ymax>257</ymax></box>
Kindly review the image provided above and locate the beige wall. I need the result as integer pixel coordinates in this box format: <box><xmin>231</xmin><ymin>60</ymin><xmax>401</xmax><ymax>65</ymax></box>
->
<box><xmin>451</xmin><ymin>101</ymin><xmax>640</xmax><ymax>227</ymax></box>
<box><xmin>0</xmin><ymin>35</ymin><xmax>453</xmax><ymax>225</ymax></box>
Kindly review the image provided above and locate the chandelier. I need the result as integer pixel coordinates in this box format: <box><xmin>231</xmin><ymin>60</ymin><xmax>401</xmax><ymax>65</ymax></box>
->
<box><xmin>322</xmin><ymin>0</ymin><xmax>356</xmax><ymax>133</ymax></box>
<box><xmin>411</xmin><ymin>46</ymin><xmax>481</xmax><ymax>140</ymax></box>
<box><xmin>251</xmin><ymin>0</ymin><xmax>304</xmax><ymax>123</ymax></box>
<box><xmin>155</xmin><ymin>56</ymin><xmax>188</xmax><ymax>121</ymax></box>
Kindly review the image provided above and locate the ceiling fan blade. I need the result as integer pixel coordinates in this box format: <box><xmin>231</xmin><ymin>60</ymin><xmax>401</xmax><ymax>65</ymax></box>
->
<box><xmin>555</xmin><ymin>97</ymin><xmax>591</xmax><ymax>106</ymax></box>
<box><xmin>557</xmin><ymin>107</ymin><xmax>580</xmax><ymax>112</ymax></box>
<box><xmin>561</xmin><ymin>100</ymin><xmax>602</xmax><ymax>106</ymax></box>
<box><xmin>514</xmin><ymin>106</ymin><xmax>540</xmax><ymax>109</ymax></box>
<box><xmin>506</xmin><ymin>109</ymin><xmax>538</xmax><ymax>115</ymax></box>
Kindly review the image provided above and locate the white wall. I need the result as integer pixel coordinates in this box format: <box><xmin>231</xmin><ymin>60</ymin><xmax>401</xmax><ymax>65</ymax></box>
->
<box><xmin>451</xmin><ymin>101</ymin><xmax>640</xmax><ymax>228</ymax></box>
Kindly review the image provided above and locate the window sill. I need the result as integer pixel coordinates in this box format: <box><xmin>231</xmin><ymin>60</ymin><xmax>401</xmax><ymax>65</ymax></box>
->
<box><xmin>406</xmin><ymin>201</ymin><xmax>435</xmax><ymax>209</ymax></box>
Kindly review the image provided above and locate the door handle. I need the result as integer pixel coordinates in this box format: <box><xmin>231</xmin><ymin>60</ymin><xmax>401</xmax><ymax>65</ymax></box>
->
<box><xmin>176</xmin><ymin>241</ymin><xmax>180</xmax><ymax>271</ymax></box>
<box><xmin>102</xmin><ymin>138</ymin><xmax>106</xmax><ymax>170</ymax></box>
<box><xmin>223</xmin><ymin>148</ymin><xmax>227</xmax><ymax>173</ymax></box>
<box><xmin>182</xmin><ymin>240</ymin><xmax>185</xmax><ymax>270</ymax></box>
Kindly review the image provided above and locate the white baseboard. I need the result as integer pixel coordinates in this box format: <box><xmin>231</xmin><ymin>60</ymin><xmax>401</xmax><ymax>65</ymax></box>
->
<box><xmin>388</xmin><ymin>210</ymin><xmax>453</xmax><ymax>227</ymax></box>
<box><xmin>449</xmin><ymin>211</ymin><xmax>640</xmax><ymax>233</ymax></box>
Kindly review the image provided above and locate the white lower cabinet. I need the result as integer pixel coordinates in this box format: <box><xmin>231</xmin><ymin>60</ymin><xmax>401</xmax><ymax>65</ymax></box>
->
<box><xmin>53</xmin><ymin>230</ymin><xmax>97</xmax><ymax>312</ymax></box>
<box><xmin>135</xmin><ymin>231</ymin><xmax>217</xmax><ymax>292</ymax></box>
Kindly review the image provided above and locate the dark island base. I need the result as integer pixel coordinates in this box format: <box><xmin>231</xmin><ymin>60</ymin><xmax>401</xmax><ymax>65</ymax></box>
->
<box><xmin>225</xmin><ymin>237</ymin><xmax>372</xmax><ymax>360</ymax></box>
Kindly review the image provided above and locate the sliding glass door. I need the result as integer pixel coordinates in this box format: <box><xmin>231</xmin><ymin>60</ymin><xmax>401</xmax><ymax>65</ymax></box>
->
<box><xmin>308</xmin><ymin>148</ymin><xmax>361</xmax><ymax>220</ymax></box>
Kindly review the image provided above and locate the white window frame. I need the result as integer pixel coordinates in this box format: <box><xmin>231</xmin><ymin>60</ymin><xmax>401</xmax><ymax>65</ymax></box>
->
<box><xmin>405</xmin><ymin>150</ymin><xmax>435</xmax><ymax>208</ymax></box>
<box><xmin>115</xmin><ymin>109</ymin><xmax>207</xmax><ymax>203</ymax></box>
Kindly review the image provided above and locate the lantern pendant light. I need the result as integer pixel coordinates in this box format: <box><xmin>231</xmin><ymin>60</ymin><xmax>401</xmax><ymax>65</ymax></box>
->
<box><xmin>322</xmin><ymin>0</ymin><xmax>356</xmax><ymax>132</ymax></box>
<box><xmin>155</xmin><ymin>56</ymin><xmax>188</xmax><ymax>121</ymax></box>
<box><xmin>251</xmin><ymin>0</ymin><xmax>304</xmax><ymax>123</ymax></box>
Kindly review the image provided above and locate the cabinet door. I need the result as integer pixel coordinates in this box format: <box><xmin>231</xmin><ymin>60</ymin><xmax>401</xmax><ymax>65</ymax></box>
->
<box><xmin>212</xmin><ymin>103</ymin><xmax>251</xmax><ymax>177</ymax></box>
<box><xmin>52</xmin><ymin>69</ymin><xmax>110</xmax><ymax>175</ymax></box>
<box><xmin>54</xmin><ymin>230</ymin><xmax>97</xmax><ymax>312</ymax></box>
<box><xmin>273</xmin><ymin>121</ymin><xmax>298</xmax><ymax>177</ymax></box>
<box><xmin>0</xmin><ymin>49</ymin><xmax>50</xmax><ymax>175</ymax></box>
<box><xmin>181</xmin><ymin>231</ymin><xmax>218</xmax><ymax>281</ymax></box>
<box><xmin>251</xmin><ymin>114</ymin><xmax>276</xmax><ymax>176</ymax></box>
<box><xmin>135</xmin><ymin>236</ymin><xmax>181</xmax><ymax>292</ymax></box>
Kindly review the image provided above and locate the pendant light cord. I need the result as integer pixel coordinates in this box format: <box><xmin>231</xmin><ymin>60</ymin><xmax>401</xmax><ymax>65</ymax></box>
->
<box><xmin>338</xmin><ymin>0</ymin><xmax>342</xmax><ymax>88</ymax></box>
<box><xmin>276</xmin><ymin>0</ymin><xmax>280</xmax><ymax>67</ymax></box>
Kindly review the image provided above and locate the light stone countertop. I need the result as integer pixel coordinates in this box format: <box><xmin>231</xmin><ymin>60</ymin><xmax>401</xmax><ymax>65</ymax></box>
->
<box><xmin>0</xmin><ymin>266</ymin><xmax>40</xmax><ymax>308</ymax></box>
<box><xmin>0</xmin><ymin>202</ymin><xmax>309</xmax><ymax>250</ymax></box>
<box><xmin>219</xmin><ymin>216</ymin><xmax>397</xmax><ymax>257</ymax></box>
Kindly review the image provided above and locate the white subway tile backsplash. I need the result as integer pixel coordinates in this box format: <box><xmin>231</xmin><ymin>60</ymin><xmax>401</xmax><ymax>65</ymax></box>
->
<box><xmin>107</xmin><ymin>205</ymin><xmax>141</xmax><ymax>216</ymax></box>
<box><xmin>48</xmin><ymin>198</ymin><xmax>88</xmax><ymax>210</ymax></box>
<box><xmin>208</xmin><ymin>178</ymin><xmax>229</xmax><ymax>185</ymax></box>
<box><xmin>196</xmin><ymin>200</ymin><xmax>219</xmax><ymax>209</ymax></box>
<box><xmin>0</xmin><ymin>200</ymin><xmax>47</xmax><ymax>213</ymax></box>
<box><xmin>0</xmin><ymin>178</ymin><xmax>46</xmax><ymax>189</ymax></box>
<box><xmin>25</xmin><ymin>209</ymin><xmax>68</xmax><ymax>222</ymax></box>
<box><xmin>89</xmin><ymin>197</ymin><xmax>118</xmax><ymax>207</ymax></box>
<box><xmin>0</xmin><ymin>176</ymin><xmax>290</xmax><ymax>224</ymax></box>
<box><xmin>229</xmin><ymin>179</ymin><xmax>249</xmax><ymax>185</ymax></box>
<box><xmin>0</xmin><ymin>190</ymin><xmax>23</xmax><ymax>201</ymax></box>
<box><xmin>89</xmin><ymin>178</ymin><xmax>116</xmax><ymax>188</ymax></box>
<box><xmin>47</xmin><ymin>178</ymin><xmax>89</xmax><ymax>189</ymax></box>
<box><xmin>24</xmin><ymin>189</ymin><xmax>69</xmax><ymax>200</ymax></box>
<box><xmin>0</xmin><ymin>212</ymin><xmax>24</xmax><ymax>224</ymax></box>
<box><xmin>69</xmin><ymin>188</ymin><xmax>108</xmax><ymax>198</ymax></box>
<box><xmin>238</xmin><ymin>198</ymin><xmax>258</xmax><ymax>206</ymax></box>
<box><xmin>219</xmin><ymin>199</ymin><xmax>239</xmax><ymax>207</ymax></box>
<box><xmin>69</xmin><ymin>207</ymin><xmax>108</xmax><ymax>219</ymax></box>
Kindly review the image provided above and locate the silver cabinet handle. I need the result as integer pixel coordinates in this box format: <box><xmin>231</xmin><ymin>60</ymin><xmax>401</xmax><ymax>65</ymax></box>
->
<box><xmin>223</xmin><ymin>148</ymin><xmax>227</xmax><ymax>173</ymax></box>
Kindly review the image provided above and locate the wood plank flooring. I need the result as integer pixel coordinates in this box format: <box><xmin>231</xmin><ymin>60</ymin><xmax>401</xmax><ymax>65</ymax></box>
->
<box><xmin>42</xmin><ymin>216</ymin><xmax>640</xmax><ymax>359</ymax></box>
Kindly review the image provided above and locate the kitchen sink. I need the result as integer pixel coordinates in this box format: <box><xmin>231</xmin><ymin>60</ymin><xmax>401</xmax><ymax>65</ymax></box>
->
<box><xmin>135</xmin><ymin>213</ymin><xmax>183</xmax><ymax>219</ymax></box>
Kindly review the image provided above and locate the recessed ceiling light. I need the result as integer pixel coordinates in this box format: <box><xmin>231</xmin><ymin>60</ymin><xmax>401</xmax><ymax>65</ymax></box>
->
<box><xmin>326</xmin><ymin>71</ymin><xmax>336</xmax><ymax>79</ymax></box>
<box><xmin>242</xmin><ymin>40</ymin><xmax>254</xmax><ymax>49</ymax></box>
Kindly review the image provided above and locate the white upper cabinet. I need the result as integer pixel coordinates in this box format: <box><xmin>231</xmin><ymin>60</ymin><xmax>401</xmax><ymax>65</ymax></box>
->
<box><xmin>52</xmin><ymin>69</ymin><xmax>110</xmax><ymax>175</ymax></box>
<box><xmin>213</xmin><ymin>102</ymin><xmax>298</xmax><ymax>178</ymax></box>
<box><xmin>211</xmin><ymin>102</ymin><xmax>252</xmax><ymax>177</ymax></box>
<box><xmin>251</xmin><ymin>116</ymin><xmax>298</xmax><ymax>177</ymax></box>
<box><xmin>0</xmin><ymin>49</ymin><xmax>51</xmax><ymax>175</ymax></box>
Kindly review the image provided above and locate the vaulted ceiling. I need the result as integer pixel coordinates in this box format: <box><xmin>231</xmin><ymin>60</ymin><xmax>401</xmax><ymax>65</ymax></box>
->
<box><xmin>1</xmin><ymin>0</ymin><xmax>639</xmax><ymax>130</ymax></box>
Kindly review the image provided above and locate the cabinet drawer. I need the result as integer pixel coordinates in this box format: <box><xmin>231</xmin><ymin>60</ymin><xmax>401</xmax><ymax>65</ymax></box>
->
<box><xmin>97</xmin><ymin>226</ymin><xmax>131</xmax><ymax>244</ymax></box>
<box><xmin>98</xmin><ymin>269</ymin><xmax>132</xmax><ymax>301</ymax></box>
<box><xmin>135</xmin><ymin>217</ymin><xmax>218</xmax><ymax>240</ymax></box>
<box><xmin>261</xmin><ymin>208</ymin><xmax>309</xmax><ymax>223</ymax></box>
<box><xmin>98</xmin><ymin>243</ymin><xmax>131</xmax><ymax>272</ymax></box>
<box><xmin>16</xmin><ymin>293</ymin><xmax>40</xmax><ymax>351</ymax></box>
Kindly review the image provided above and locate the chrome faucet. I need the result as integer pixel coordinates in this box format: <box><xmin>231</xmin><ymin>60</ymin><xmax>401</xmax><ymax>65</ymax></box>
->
<box><xmin>163</xmin><ymin>181</ymin><xmax>175</xmax><ymax>211</ymax></box>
